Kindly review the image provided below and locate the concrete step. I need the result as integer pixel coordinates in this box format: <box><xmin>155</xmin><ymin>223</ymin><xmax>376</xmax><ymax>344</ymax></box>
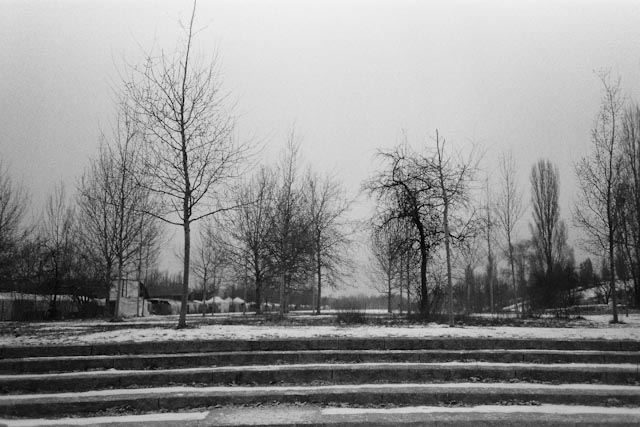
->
<box><xmin>3</xmin><ymin>337</ymin><xmax>640</xmax><ymax>359</ymax></box>
<box><xmin>4</xmin><ymin>349</ymin><xmax>639</xmax><ymax>374</ymax></box>
<box><xmin>2</xmin><ymin>362</ymin><xmax>640</xmax><ymax>394</ymax></box>
<box><xmin>5</xmin><ymin>405</ymin><xmax>640</xmax><ymax>427</ymax></box>
<box><xmin>2</xmin><ymin>383</ymin><xmax>640</xmax><ymax>418</ymax></box>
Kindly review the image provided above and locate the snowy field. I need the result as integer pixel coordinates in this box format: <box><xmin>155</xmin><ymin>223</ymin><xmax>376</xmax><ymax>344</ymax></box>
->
<box><xmin>1</xmin><ymin>313</ymin><xmax>640</xmax><ymax>347</ymax></box>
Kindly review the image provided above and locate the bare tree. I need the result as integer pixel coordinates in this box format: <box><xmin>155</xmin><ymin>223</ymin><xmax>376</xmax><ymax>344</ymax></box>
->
<box><xmin>531</xmin><ymin>159</ymin><xmax>563</xmax><ymax>275</ymax></box>
<box><xmin>78</xmin><ymin>145</ymin><xmax>117</xmax><ymax>305</ymax></box>
<box><xmin>135</xmin><ymin>214</ymin><xmax>162</xmax><ymax>284</ymax></box>
<box><xmin>305</xmin><ymin>170</ymin><xmax>353</xmax><ymax>315</ymax></box>
<box><xmin>431</xmin><ymin>131</ymin><xmax>478</xmax><ymax>326</ymax></box>
<box><xmin>458</xmin><ymin>230</ymin><xmax>483</xmax><ymax>314</ymax></box>
<box><xmin>124</xmin><ymin>3</ymin><xmax>247</xmax><ymax>328</ymax></box>
<box><xmin>494</xmin><ymin>151</ymin><xmax>525</xmax><ymax>316</ymax></box>
<box><xmin>619</xmin><ymin>104</ymin><xmax>640</xmax><ymax>306</ymax></box>
<box><xmin>481</xmin><ymin>176</ymin><xmax>497</xmax><ymax>314</ymax></box>
<box><xmin>78</xmin><ymin>102</ymin><xmax>159</xmax><ymax>320</ymax></box>
<box><xmin>369</xmin><ymin>220</ymin><xmax>404</xmax><ymax>313</ymax></box>
<box><xmin>531</xmin><ymin>158</ymin><xmax>571</xmax><ymax>311</ymax></box>
<box><xmin>0</xmin><ymin>161</ymin><xmax>29</xmax><ymax>287</ymax></box>
<box><xmin>192</xmin><ymin>219</ymin><xmax>228</xmax><ymax>315</ymax></box>
<box><xmin>41</xmin><ymin>183</ymin><xmax>76</xmax><ymax>318</ymax></box>
<box><xmin>223</xmin><ymin>166</ymin><xmax>276</xmax><ymax>314</ymax></box>
<box><xmin>364</xmin><ymin>142</ymin><xmax>442</xmax><ymax>318</ymax></box>
<box><xmin>268</xmin><ymin>135</ymin><xmax>313</xmax><ymax>317</ymax></box>
<box><xmin>575</xmin><ymin>71</ymin><xmax>625</xmax><ymax>322</ymax></box>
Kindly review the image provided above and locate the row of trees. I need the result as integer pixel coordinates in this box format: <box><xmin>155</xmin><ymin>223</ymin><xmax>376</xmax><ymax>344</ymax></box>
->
<box><xmin>575</xmin><ymin>72</ymin><xmax>640</xmax><ymax>322</ymax></box>
<box><xmin>2</xmin><ymin>3</ymin><xmax>637</xmax><ymax>326</ymax></box>
<box><xmin>1</xmin><ymin>4</ymin><xmax>354</xmax><ymax>326</ymax></box>
<box><xmin>191</xmin><ymin>137</ymin><xmax>353</xmax><ymax>318</ymax></box>
<box><xmin>366</xmin><ymin>70</ymin><xmax>640</xmax><ymax>324</ymax></box>
<box><xmin>0</xmin><ymin>168</ymin><xmax>160</xmax><ymax>319</ymax></box>
<box><xmin>365</xmin><ymin>133</ymin><xmax>477</xmax><ymax>324</ymax></box>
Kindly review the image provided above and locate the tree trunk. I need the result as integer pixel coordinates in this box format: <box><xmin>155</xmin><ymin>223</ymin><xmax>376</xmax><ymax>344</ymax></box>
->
<box><xmin>399</xmin><ymin>261</ymin><xmax>403</xmax><ymax>315</ymax></box>
<box><xmin>113</xmin><ymin>261</ymin><xmax>123</xmax><ymax>321</ymax></box>
<box><xmin>509</xmin><ymin>242</ymin><xmax>519</xmax><ymax>317</ymax></box>
<box><xmin>387</xmin><ymin>268</ymin><xmax>392</xmax><ymax>314</ymax></box>
<box><xmin>419</xmin><ymin>238</ymin><xmax>428</xmax><ymax>318</ymax></box>
<box><xmin>50</xmin><ymin>262</ymin><xmax>59</xmax><ymax>319</ymax></box>
<box><xmin>178</xmin><ymin>219</ymin><xmax>190</xmax><ymax>328</ymax></box>
<box><xmin>635</xmin><ymin>248</ymin><xmax>640</xmax><ymax>308</ymax></box>
<box><xmin>406</xmin><ymin>252</ymin><xmax>412</xmax><ymax>315</ymax></box>
<box><xmin>316</xmin><ymin>242</ymin><xmax>322</xmax><ymax>315</ymax></box>
<box><xmin>610</xmin><ymin>232</ymin><xmax>619</xmax><ymax>323</ymax></box>
<box><xmin>466</xmin><ymin>267</ymin><xmax>472</xmax><ymax>315</ymax></box>
<box><xmin>489</xmin><ymin>260</ymin><xmax>494</xmax><ymax>314</ymax></box>
<box><xmin>255</xmin><ymin>277</ymin><xmax>262</xmax><ymax>315</ymax></box>
<box><xmin>201</xmin><ymin>269</ymin><xmax>207</xmax><ymax>317</ymax></box>
<box><xmin>279</xmin><ymin>273</ymin><xmax>285</xmax><ymax>317</ymax></box>
<box><xmin>104</xmin><ymin>259</ymin><xmax>112</xmax><ymax>316</ymax></box>
<box><xmin>443</xmin><ymin>197</ymin><xmax>453</xmax><ymax>326</ymax></box>
<box><xmin>254</xmin><ymin>252</ymin><xmax>262</xmax><ymax>315</ymax></box>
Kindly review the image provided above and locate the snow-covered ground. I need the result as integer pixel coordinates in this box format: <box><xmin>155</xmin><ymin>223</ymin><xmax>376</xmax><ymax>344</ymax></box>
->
<box><xmin>1</xmin><ymin>313</ymin><xmax>639</xmax><ymax>347</ymax></box>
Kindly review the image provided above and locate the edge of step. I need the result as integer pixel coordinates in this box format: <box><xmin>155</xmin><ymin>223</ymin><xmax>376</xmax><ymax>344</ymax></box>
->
<box><xmin>3</xmin><ymin>404</ymin><xmax>640</xmax><ymax>427</ymax></box>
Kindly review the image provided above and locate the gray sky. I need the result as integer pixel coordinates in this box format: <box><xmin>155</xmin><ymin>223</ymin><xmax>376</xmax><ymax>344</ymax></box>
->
<box><xmin>2</xmin><ymin>0</ymin><xmax>640</xmax><ymax>279</ymax></box>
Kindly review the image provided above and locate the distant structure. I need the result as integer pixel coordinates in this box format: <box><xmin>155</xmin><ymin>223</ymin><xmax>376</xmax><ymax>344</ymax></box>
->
<box><xmin>109</xmin><ymin>280</ymin><xmax>149</xmax><ymax>317</ymax></box>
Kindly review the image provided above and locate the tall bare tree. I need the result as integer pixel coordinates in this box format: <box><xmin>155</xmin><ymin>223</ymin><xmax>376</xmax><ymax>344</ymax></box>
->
<box><xmin>78</xmin><ymin>102</ymin><xmax>159</xmax><ymax>319</ymax></box>
<box><xmin>365</xmin><ymin>143</ymin><xmax>441</xmax><ymax>318</ymax></box>
<box><xmin>41</xmin><ymin>183</ymin><xmax>76</xmax><ymax>318</ymax></box>
<box><xmin>484</xmin><ymin>176</ymin><xmax>496</xmax><ymax>313</ymax></box>
<box><xmin>574</xmin><ymin>71</ymin><xmax>625</xmax><ymax>322</ymax></box>
<box><xmin>619</xmin><ymin>104</ymin><xmax>640</xmax><ymax>306</ymax></box>
<box><xmin>495</xmin><ymin>151</ymin><xmax>525</xmax><ymax>316</ymax></box>
<box><xmin>0</xmin><ymin>161</ymin><xmax>29</xmax><ymax>287</ymax></box>
<box><xmin>268</xmin><ymin>135</ymin><xmax>313</xmax><ymax>317</ymax></box>
<box><xmin>124</xmin><ymin>3</ymin><xmax>247</xmax><ymax>328</ymax></box>
<box><xmin>431</xmin><ymin>131</ymin><xmax>477</xmax><ymax>326</ymax></box>
<box><xmin>530</xmin><ymin>158</ymin><xmax>573</xmax><ymax>312</ymax></box>
<box><xmin>223</xmin><ymin>166</ymin><xmax>275</xmax><ymax>314</ymax></box>
<box><xmin>458</xmin><ymin>229</ymin><xmax>483</xmax><ymax>314</ymax></box>
<box><xmin>531</xmin><ymin>159</ymin><xmax>563</xmax><ymax>275</ymax></box>
<box><xmin>365</xmin><ymin>138</ymin><xmax>460</xmax><ymax>318</ymax></box>
<box><xmin>305</xmin><ymin>170</ymin><xmax>353</xmax><ymax>315</ymax></box>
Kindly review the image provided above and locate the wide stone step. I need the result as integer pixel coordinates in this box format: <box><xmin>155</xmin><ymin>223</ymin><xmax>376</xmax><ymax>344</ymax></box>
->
<box><xmin>2</xmin><ymin>383</ymin><xmax>640</xmax><ymax>418</ymax></box>
<box><xmin>3</xmin><ymin>337</ymin><xmax>640</xmax><ymax>359</ymax></box>
<box><xmin>2</xmin><ymin>362</ymin><xmax>639</xmax><ymax>394</ymax></box>
<box><xmin>4</xmin><ymin>349</ymin><xmax>639</xmax><ymax>374</ymax></box>
<box><xmin>5</xmin><ymin>405</ymin><xmax>640</xmax><ymax>427</ymax></box>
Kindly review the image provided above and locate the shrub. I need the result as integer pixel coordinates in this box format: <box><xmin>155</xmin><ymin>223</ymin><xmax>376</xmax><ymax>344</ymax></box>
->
<box><xmin>336</xmin><ymin>309</ymin><xmax>367</xmax><ymax>324</ymax></box>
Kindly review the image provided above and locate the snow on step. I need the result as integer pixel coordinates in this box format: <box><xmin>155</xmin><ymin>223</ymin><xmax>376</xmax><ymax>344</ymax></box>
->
<box><xmin>4</xmin><ymin>382</ymin><xmax>640</xmax><ymax>401</ymax></box>
<box><xmin>5</xmin><ymin>405</ymin><xmax>640</xmax><ymax>427</ymax></box>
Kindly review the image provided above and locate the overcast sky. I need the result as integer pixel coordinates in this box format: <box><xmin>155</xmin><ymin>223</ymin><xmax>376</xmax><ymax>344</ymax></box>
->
<box><xmin>3</xmin><ymin>0</ymin><xmax>640</xmax><ymax>279</ymax></box>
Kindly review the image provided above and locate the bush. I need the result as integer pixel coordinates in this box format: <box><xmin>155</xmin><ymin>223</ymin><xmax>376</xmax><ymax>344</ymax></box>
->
<box><xmin>336</xmin><ymin>309</ymin><xmax>367</xmax><ymax>324</ymax></box>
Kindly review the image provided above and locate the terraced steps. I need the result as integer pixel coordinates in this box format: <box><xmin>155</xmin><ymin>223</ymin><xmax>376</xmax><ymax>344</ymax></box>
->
<box><xmin>3</xmin><ymin>362</ymin><xmax>640</xmax><ymax>394</ymax></box>
<box><xmin>2</xmin><ymin>337</ymin><xmax>640</xmax><ymax>359</ymax></box>
<box><xmin>1</xmin><ymin>337</ymin><xmax>639</xmax><ymax>425</ymax></box>
<box><xmin>4</xmin><ymin>348</ymin><xmax>640</xmax><ymax>374</ymax></box>
<box><xmin>3</xmin><ymin>383</ymin><xmax>640</xmax><ymax>418</ymax></box>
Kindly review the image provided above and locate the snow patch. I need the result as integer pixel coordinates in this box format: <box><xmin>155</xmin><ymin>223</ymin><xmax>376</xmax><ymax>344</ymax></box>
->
<box><xmin>0</xmin><ymin>411</ymin><xmax>209</xmax><ymax>426</ymax></box>
<box><xmin>4</xmin><ymin>382</ymin><xmax>639</xmax><ymax>402</ymax></box>
<box><xmin>323</xmin><ymin>404</ymin><xmax>640</xmax><ymax>415</ymax></box>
